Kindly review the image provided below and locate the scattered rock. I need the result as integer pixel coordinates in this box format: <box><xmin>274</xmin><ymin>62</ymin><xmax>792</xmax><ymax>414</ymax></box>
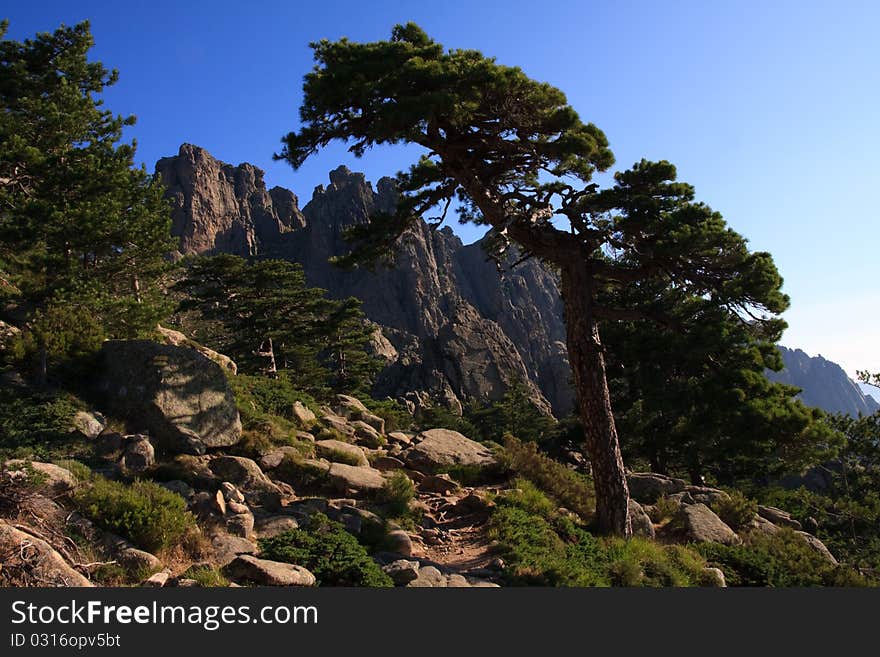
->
<box><xmin>382</xmin><ymin>559</ymin><xmax>420</xmax><ymax>586</ymax></box>
<box><xmin>387</xmin><ymin>432</ymin><xmax>413</xmax><ymax>446</ymax></box>
<box><xmin>685</xmin><ymin>486</ymin><xmax>730</xmax><ymax>506</ymax></box>
<box><xmin>386</xmin><ymin>529</ymin><xmax>413</xmax><ymax>557</ymax></box>
<box><xmin>319</xmin><ymin>413</ymin><xmax>356</xmax><ymax>438</ymax></box>
<box><xmin>418</xmin><ymin>473</ymin><xmax>461</xmax><ymax>494</ymax></box>
<box><xmin>220</xmin><ymin>482</ymin><xmax>246</xmax><ymax>504</ymax></box>
<box><xmin>122</xmin><ymin>435</ymin><xmax>155</xmax><ymax>473</ymax></box>
<box><xmin>210</xmin><ymin>533</ymin><xmax>258</xmax><ymax>567</ymax></box>
<box><xmin>746</xmin><ymin>514</ymin><xmax>780</xmax><ymax>536</ymax></box>
<box><xmin>628</xmin><ymin>499</ymin><xmax>655</xmax><ymax>539</ymax></box>
<box><xmin>116</xmin><ymin>548</ymin><xmax>162</xmax><ymax>574</ymax></box>
<box><xmin>351</xmin><ymin>420</ymin><xmax>384</xmax><ymax>447</ymax></box>
<box><xmin>315</xmin><ymin>439</ymin><xmax>369</xmax><ymax>466</ymax></box>
<box><xmin>758</xmin><ymin>505</ymin><xmax>803</xmax><ymax>530</ymax></box>
<box><xmin>208</xmin><ymin>456</ymin><xmax>282</xmax><ymax>508</ymax></box>
<box><xmin>223</xmin><ymin>555</ymin><xmax>316</xmax><ymax>586</ymax></box>
<box><xmin>226</xmin><ymin>511</ymin><xmax>255</xmax><ymax>538</ymax></box>
<box><xmin>96</xmin><ymin>340</ymin><xmax>242</xmax><ymax>453</ymax></box>
<box><xmin>291</xmin><ymin>401</ymin><xmax>316</xmax><ymax>427</ymax></box>
<box><xmin>327</xmin><ymin>463</ymin><xmax>386</xmax><ymax>495</ymax></box>
<box><xmin>69</xmin><ymin>411</ymin><xmax>106</xmax><ymax>439</ymax></box>
<box><xmin>254</xmin><ymin>515</ymin><xmax>300</xmax><ymax>539</ymax></box>
<box><xmin>408</xmin><ymin>565</ymin><xmax>446</xmax><ymax>587</ymax></box>
<box><xmin>672</xmin><ymin>503</ymin><xmax>742</xmax><ymax>546</ymax></box>
<box><xmin>403</xmin><ymin>429</ymin><xmax>496</xmax><ymax>474</ymax></box>
<box><xmin>0</xmin><ymin>521</ymin><xmax>93</xmax><ymax>587</ymax></box>
<box><xmin>141</xmin><ymin>570</ymin><xmax>172</xmax><ymax>587</ymax></box>
<box><xmin>5</xmin><ymin>460</ymin><xmax>77</xmax><ymax>493</ymax></box>
<box><xmin>373</xmin><ymin>456</ymin><xmax>406</xmax><ymax>472</ymax></box>
<box><xmin>626</xmin><ymin>473</ymin><xmax>687</xmax><ymax>504</ymax></box>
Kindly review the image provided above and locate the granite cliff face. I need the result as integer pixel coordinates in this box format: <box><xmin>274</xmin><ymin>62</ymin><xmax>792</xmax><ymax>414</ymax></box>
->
<box><xmin>767</xmin><ymin>347</ymin><xmax>880</xmax><ymax>417</ymax></box>
<box><xmin>156</xmin><ymin>145</ymin><xmax>571</xmax><ymax>416</ymax></box>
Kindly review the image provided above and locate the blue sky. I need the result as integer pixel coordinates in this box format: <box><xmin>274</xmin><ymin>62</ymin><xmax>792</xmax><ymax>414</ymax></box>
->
<box><xmin>5</xmin><ymin>1</ymin><xmax>878</xmax><ymax>375</ymax></box>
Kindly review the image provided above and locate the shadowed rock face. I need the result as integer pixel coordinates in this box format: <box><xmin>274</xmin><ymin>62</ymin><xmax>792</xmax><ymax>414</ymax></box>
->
<box><xmin>767</xmin><ymin>347</ymin><xmax>879</xmax><ymax>417</ymax></box>
<box><xmin>156</xmin><ymin>145</ymin><xmax>571</xmax><ymax>416</ymax></box>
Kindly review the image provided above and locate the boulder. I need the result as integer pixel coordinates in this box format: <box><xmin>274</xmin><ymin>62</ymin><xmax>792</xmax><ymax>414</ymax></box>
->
<box><xmin>702</xmin><ymin>567</ymin><xmax>727</xmax><ymax>587</ymax></box>
<box><xmin>418</xmin><ymin>473</ymin><xmax>461</xmax><ymax>494</ymax></box>
<box><xmin>0</xmin><ymin>521</ymin><xmax>93</xmax><ymax>586</ymax></box>
<box><xmin>220</xmin><ymin>482</ymin><xmax>246</xmax><ymax>504</ymax></box>
<box><xmin>254</xmin><ymin>515</ymin><xmax>300</xmax><ymax>539</ymax></box>
<box><xmin>673</xmin><ymin>503</ymin><xmax>742</xmax><ymax>546</ymax></box>
<box><xmin>122</xmin><ymin>435</ymin><xmax>155</xmax><ymax>473</ymax></box>
<box><xmin>327</xmin><ymin>463</ymin><xmax>386</xmax><ymax>495</ymax></box>
<box><xmin>291</xmin><ymin>401</ymin><xmax>316</xmax><ymax>427</ymax></box>
<box><xmin>155</xmin><ymin>324</ymin><xmax>237</xmax><ymax>375</ymax></box>
<box><xmin>373</xmin><ymin>456</ymin><xmax>406</xmax><ymax>472</ymax></box>
<box><xmin>69</xmin><ymin>411</ymin><xmax>106</xmax><ymax>439</ymax></box>
<box><xmin>96</xmin><ymin>340</ymin><xmax>242</xmax><ymax>453</ymax></box>
<box><xmin>757</xmin><ymin>505</ymin><xmax>803</xmax><ymax>530</ymax></box>
<box><xmin>386</xmin><ymin>529</ymin><xmax>413</xmax><ymax>557</ymax></box>
<box><xmin>351</xmin><ymin>420</ymin><xmax>384</xmax><ymax>447</ymax></box>
<box><xmin>796</xmin><ymin>531</ymin><xmax>838</xmax><ymax>564</ymax></box>
<box><xmin>382</xmin><ymin>559</ymin><xmax>420</xmax><ymax>585</ymax></box>
<box><xmin>628</xmin><ymin>499</ymin><xmax>655</xmax><ymax>539</ymax></box>
<box><xmin>226</xmin><ymin>511</ymin><xmax>255</xmax><ymax>538</ymax></box>
<box><xmin>208</xmin><ymin>456</ymin><xmax>282</xmax><ymax>508</ymax></box>
<box><xmin>315</xmin><ymin>439</ymin><xmax>369</xmax><ymax>467</ymax></box>
<box><xmin>209</xmin><ymin>533</ymin><xmax>258</xmax><ymax>567</ymax></box>
<box><xmin>5</xmin><ymin>460</ymin><xmax>77</xmax><ymax>493</ymax></box>
<box><xmin>141</xmin><ymin>570</ymin><xmax>172</xmax><ymax>587</ymax></box>
<box><xmin>116</xmin><ymin>548</ymin><xmax>163</xmax><ymax>574</ymax></box>
<box><xmin>223</xmin><ymin>555</ymin><xmax>316</xmax><ymax>586</ymax></box>
<box><xmin>387</xmin><ymin>432</ymin><xmax>413</xmax><ymax>446</ymax></box>
<box><xmin>626</xmin><ymin>473</ymin><xmax>687</xmax><ymax>504</ymax></box>
<box><xmin>403</xmin><ymin>429</ymin><xmax>496</xmax><ymax>474</ymax></box>
<box><xmin>258</xmin><ymin>446</ymin><xmax>302</xmax><ymax>471</ymax></box>
<box><xmin>685</xmin><ymin>486</ymin><xmax>730</xmax><ymax>506</ymax></box>
<box><xmin>319</xmin><ymin>413</ymin><xmax>356</xmax><ymax>438</ymax></box>
<box><xmin>746</xmin><ymin>514</ymin><xmax>780</xmax><ymax>536</ymax></box>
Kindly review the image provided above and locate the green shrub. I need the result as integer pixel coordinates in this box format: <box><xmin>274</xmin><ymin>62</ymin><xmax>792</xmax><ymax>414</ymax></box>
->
<box><xmin>696</xmin><ymin>528</ymin><xmax>869</xmax><ymax>587</ymax></box>
<box><xmin>0</xmin><ymin>388</ymin><xmax>85</xmax><ymax>460</ymax></box>
<box><xmin>230</xmin><ymin>373</ymin><xmax>317</xmax><ymax>428</ymax></box>
<box><xmin>259</xmin><ymin>514</ymin><xmax>393</xmax><ymax>587</ymax></box>
<box><xmin>500</xmin><ymin>435</ymin><xmax>595</xmax><ymax>520</ymax></box>
<box><xmin>73</xmin><ymin>477</ymin><xmax>196</xmax><ymax>553</ymax></box>
<box><xmin>712</xmin><ymin>490</ymin><xmax>758</xmax><ymax>530</ymax></box>
<box><xmin>379</xmin><ymin>471</ymin><xmax>415</xmax><ymax>516</ymax></box>
<box><xmin>324</xmin><ymin>447</ymin><xmax>363</xmax><ymax>467</ymax></box>
<box><xmin>488</xmin><ymin>488</ymin><xmax>707</xmax><ymax>587</ymax></box>
<box><xmin>648</xmin><ymin>496</ymin><xmax>680</xmax><ymax>523</ymax></box>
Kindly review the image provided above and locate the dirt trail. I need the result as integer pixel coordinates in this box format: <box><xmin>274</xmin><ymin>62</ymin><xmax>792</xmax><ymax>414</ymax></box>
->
<box><xmin>410</xmin><ymin>489</ymin><xmax>495</xmax><ymax>571</ymax></box>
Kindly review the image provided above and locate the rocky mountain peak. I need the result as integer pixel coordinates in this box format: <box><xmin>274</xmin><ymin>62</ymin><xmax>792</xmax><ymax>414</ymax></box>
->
<box><xmin>156</xmin><ymin>145</ymin><xmax>569</xmax><ymax>416</ymax></box>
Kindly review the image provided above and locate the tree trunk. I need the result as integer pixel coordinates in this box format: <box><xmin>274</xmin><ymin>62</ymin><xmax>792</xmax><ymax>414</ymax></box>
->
<box><xmin>560</xmin><ymin>261</ymin><xmax>631</xmax><ymax>536</ymax></box>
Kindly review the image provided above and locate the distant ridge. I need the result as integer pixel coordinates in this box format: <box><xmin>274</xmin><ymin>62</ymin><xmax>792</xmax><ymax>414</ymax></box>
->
<box><xmin>767</xmin><ymin>347</ymin><xmax>880</xmax><ymax>417</ymax></box>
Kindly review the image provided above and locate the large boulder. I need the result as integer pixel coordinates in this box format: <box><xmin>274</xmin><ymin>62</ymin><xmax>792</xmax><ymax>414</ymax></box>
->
<box><xmin>672</xmin><ymin>503</ymin><xmax>742</xmax><ymax>546</ymax></box>
<box><xmin>96</xmin><ymin>340</ymin><xmax>242</xmax><ymax>454</ymax></box>
<box><xmin>626</xmin><ymin>473</ymin><xmax>687</xmax><ymax>504</ymax></box>
<box><xmin>0</xmin><ymin>521</ymin><xmax>92</xmax><ymax>586</ymax></box>
<box><xmin>628</xmin><ymin>499</ymin><xmax>655</xmax><ymax>539</ymax></box>
<box><xmin>403</xmin><ymin>429</ymin><xmax>496</xmax><ymax>474</ymax></box>
<box><xmin>223</xmin><ymin>555</ymin><xmax>316</xmax><ymax>586</ymax></box>
<box><xmin>757</xmin><ymin>505</ymin><xmax>803</xmax><ymax>530</ymax></box>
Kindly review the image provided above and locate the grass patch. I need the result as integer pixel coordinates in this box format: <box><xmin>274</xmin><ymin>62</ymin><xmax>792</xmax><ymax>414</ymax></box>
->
<box><xmin>379</xmin><ymin>471</ymin><xmax>415</xmax><ymax>517</ymax></box>
<box><xmin>259</xmin><ymin>514</ymin><xmax>393</xmax><ymax>587</ymax></box>
<box><xmin>181</xmin><ymin>565</ymin><xmax>229</xmax><ymax>587</ymax></box>
<box><xmin>73</xmin><ymin>477</ymin><xmax>196</xmax><ymax>553</ymax></box>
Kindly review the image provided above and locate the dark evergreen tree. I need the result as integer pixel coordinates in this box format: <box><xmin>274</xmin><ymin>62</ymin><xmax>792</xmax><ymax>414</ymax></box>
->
<box><xmin>0</xmin><ymin>21</ymin><xmax>174</xmax><ymax>379</ymax></box>
<box><xmin>276</xmin><ymin>24</ymin><xmax>789</xmax><ymax>534</ymax></box>
<box><xmin>174</xmin><ymin>255</ymin><xmax>380</xmax><ymax>395</ymax></box>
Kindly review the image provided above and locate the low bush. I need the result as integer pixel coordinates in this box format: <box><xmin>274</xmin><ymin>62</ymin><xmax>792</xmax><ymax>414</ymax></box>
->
<box><xmin>711</xmin><ymin>490</ymin><xmax>758</xmax><ymax>530</ymax></box>
<box><xmin>696</xmin><ymin>528</ymin><xmax>869</xmax><ymax>587</ymax></box>
<box><xmin>181</xmin><ymin>565</ymin><xmax>229</xmax><ymax>587</ymax></box>
<box><xmin>379</xmin><ymin>471</ymin><xmax>415</xmax><ymax>517</ymax></box>
<box><xmin>259</xmin><ymin>514</ymin><xmax>393</xmax><ymax>587</ymax></box>
<box><xmin>500</xmin><ymin>435</ymin><xmax>595</xmax><ymax>519</ymax></box>
<box><xmin>648</xmin><ymin>496</ymin><xmax>680</xmax><ymax>524</ymax></box>
<box><xmin>0</xmin><ymin>388</ymin><xmax>86</xmax><ymax>460</ymax></box>
<box><xmin>73</xmin><ymin>477</ymin><xmax>196</xmax><ymax>553</ymax></box>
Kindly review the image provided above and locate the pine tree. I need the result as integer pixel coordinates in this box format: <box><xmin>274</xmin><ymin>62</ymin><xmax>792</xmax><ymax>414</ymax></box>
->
<box><xmin>0</xmin><ymin>21</ymin><xmax>174</xmax><ymax>379</ymax></box>
<box><xmin>276</xmin><ymin>24</ymin><xmax>789</xmax><ymax>534</ymax></box>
